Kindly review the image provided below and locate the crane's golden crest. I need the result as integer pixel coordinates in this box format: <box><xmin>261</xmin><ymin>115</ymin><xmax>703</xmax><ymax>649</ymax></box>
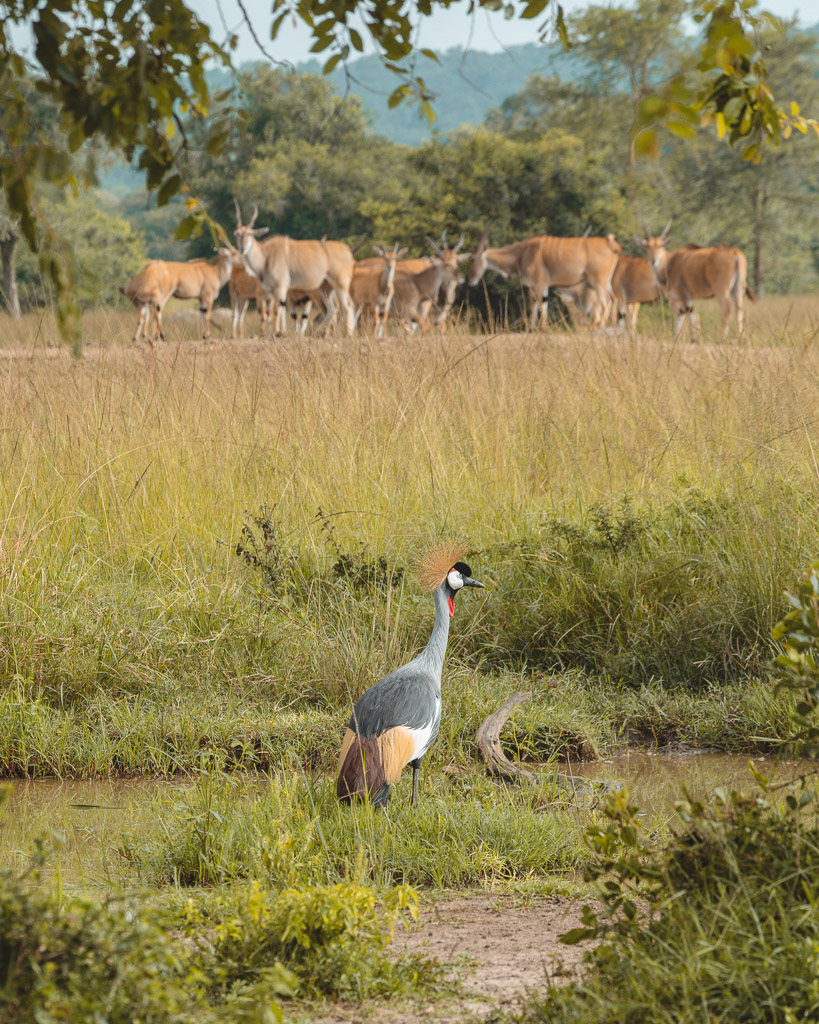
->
<box><xmin>416</xmin><ymin>542</ymin><xmax>468</xmax><ymax>592</ymax></box>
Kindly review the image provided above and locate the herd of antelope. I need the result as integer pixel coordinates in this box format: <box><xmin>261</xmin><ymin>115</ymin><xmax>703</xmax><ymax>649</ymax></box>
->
<box><xmin>120</xmin><ymin>208</ymin><xmax>754</xmax><ymax>347</ymax></box>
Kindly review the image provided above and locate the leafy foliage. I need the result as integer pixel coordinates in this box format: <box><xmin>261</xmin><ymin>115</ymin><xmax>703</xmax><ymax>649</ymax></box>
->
<box><xmin>518</xmin><ymin>782</ymin><xmax>819</xmax><ymax>1022</ymax></box>
<box><xmin>634</xmin><ymin>0</ymin><xmax>819</xmax><ymax>161</ymax></box>
<box><xmin>0</xmin><ymin>832</ymin><xmax>207</xmax><ymax>1023</ymax></box>
<box><xmin>189</xmin><ymin>879</ymin><xmax>424</xmax><ymax>1001</ymax></box>
<box><xmin>772</xmin><ymin>563</ymin><xmax>819</xmax><ymax>758</ymax></box>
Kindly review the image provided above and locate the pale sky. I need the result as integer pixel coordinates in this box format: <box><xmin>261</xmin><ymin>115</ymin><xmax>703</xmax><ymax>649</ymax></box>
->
<box><xmin>197</xmin><ymin>0</ymin><xmax>812</xmax><ymax>67</ymax></box>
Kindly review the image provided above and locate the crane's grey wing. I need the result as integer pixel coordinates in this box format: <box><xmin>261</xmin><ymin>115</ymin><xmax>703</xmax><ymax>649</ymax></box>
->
<box><xmin>348</xmin><ymin>668</ymin><xmax>438</xmax><ymax>737</ymax></box>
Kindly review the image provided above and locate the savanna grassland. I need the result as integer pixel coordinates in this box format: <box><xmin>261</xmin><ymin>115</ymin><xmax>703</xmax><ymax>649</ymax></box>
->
<box><xmin>3</xmin><ymin>298</ymin><xmax>819</xmax><ymax>1023</ymax></box>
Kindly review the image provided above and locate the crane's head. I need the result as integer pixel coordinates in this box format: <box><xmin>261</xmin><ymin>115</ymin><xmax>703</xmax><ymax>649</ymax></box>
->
<box><xmin>444</xmin><ymin>560</ymin><xmax>485</xmax><ymax>617</ymax></box>
<box><xmin>417</xmin><ymin>544</ymin><xmax>484</xmax><ymax>617</ymax></box>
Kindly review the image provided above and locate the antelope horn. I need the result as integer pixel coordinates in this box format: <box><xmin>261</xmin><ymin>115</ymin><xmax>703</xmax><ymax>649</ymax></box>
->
<box><xmin>350</xmin><ymin>233</ymin><xmax>367</xmax><ymax>255</ymax></box>
<box><xmin>582</xmin><ymin>224</ymin><xmax>592</xmax><ymax>237</ymax></box>
<box><xmin>454</xmin><ymin>232</ymin><xmax>465</xmax><ymax>253</ymax></box>
<box><xmin>476</xmin><ymin>222</ymin><xmax>492</xmax><ymax>253</ymax></box>
<box><xmin>441</xmin><ymin>229</ymin><xmax>448</xmax><ymax>248</ymax></box>
<box><xmin>234</xmin><ymin>198</ymin><xmax>243</xmax><ymax>226</ymax></box>
<box><xmin>248</xmin><ymin>205</ymin><xmax>259</xmax><ymax>228</ymax></box>
<box><xmin>426</xmin><ymin>235</ymin><xmax>445</xmax><ymax>258</ymax></box>
<box><xmin>661</xmin><ymin>217</ymin><xmax>672</xmax><ymax>239</ymax></box>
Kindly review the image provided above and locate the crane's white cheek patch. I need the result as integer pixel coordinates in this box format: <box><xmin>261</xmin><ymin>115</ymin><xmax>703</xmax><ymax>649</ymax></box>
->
<box><xmin>447</xmin><ymin>570</ymin><xmax>464</xmax><ymax>590</ymax></box>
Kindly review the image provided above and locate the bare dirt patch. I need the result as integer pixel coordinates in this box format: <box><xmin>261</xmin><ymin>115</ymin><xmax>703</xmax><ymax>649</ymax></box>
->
<box><xmin>307</xmin><ymin>894</ymin><xmax>592</xmax><ymax>1024</ymax></box>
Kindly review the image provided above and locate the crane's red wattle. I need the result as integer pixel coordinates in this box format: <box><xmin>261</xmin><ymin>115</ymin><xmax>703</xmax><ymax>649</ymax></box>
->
<box><xmin>448</xmin><ymin>596</ymin><xmax>454</xmax><ymax>617</ymax></box>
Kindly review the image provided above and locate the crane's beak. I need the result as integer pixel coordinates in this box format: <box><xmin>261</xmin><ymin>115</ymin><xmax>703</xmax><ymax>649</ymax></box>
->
<box><xmin>462</xmin><ymin>576</ymin><xmax>485</xmax><ymax>589</ymax></box>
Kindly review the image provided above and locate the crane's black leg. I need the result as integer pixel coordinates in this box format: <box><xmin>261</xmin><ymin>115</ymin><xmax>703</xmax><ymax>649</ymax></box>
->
<box><xmin>410</xmin><ymin>757</ymin><xmax>423</xmax><ymax>806</ymax></box>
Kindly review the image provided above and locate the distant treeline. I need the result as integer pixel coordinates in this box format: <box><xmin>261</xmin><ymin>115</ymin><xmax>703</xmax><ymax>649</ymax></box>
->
<box><xmin>12</xmin><ymin>4</ymin><xmax>819</xmax><ymax>312</ymax></box>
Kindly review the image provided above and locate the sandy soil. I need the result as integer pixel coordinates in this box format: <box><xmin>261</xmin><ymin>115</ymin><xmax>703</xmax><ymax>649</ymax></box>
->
<box><xmin>308</xmin><ymin>894</ymin><xmax>592</xmax><ymax>1024</ymax></box>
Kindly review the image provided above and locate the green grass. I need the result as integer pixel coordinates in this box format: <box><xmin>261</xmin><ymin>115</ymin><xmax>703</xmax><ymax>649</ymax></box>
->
<box><xmin>123</xmin><ymin>767</ymin><xmax>591</xmax><ymax>892</ymax></box>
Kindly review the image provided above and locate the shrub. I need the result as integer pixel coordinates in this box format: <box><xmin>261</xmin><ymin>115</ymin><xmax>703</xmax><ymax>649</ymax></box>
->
<box><xmin>189</xmin><ymin>879</ymin><xmax>427</xmax><ymax>1001</ymax></box>
<box><xmin>0</xmin><ymin>837</ymin><xmax>208</xmax><ymax>1023</ymax></box>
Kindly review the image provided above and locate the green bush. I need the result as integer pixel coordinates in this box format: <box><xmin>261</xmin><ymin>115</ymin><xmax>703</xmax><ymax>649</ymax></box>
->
<box><xmin>515</xmin><ymin>566</ymin><xmax>819</xmax><ymax>1023</ymax></box>
<box><xmin>0</xmin><ymin>845</ymin><xmax>207</xmax><ymax>1023</ymax></box>
<box><xmin>518</xmin><ymin>782</ymin><xmax>819</xmax><ymax>1024</ymax></box>
<box><xmin>188</xmin><ymin>879</ymin><xmax>428</xmax><ymax>1001</ymax></box>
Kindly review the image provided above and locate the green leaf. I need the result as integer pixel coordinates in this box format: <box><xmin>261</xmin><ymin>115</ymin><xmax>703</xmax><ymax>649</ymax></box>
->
<box><xmin>559</xmin><ymin>927</ymin><xmax>597</xmax><ymax>945</ymax></box>
<box><xmin>157</xmin><ymin>173</ymin><xmax>182</xmax><ymax>206</ymax></box>
<box><xmin>520</xmin><ymin>0</ymin><xmax>549</xmax><ymax>20</ymax></box>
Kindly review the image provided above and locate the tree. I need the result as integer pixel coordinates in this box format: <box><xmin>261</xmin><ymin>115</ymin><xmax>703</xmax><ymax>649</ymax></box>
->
<box><xmin>14</xmin><ymin>193</ymin><xmax>148</xmax><ymax>308</ymax></box>
<box><xmin>0</xmin><ymin>208</ymin><xmax>21</xmax><ymax>317</ymax></box>
<box><xmin>185</xmin><ymin>67</ymin><xmax>415</xmax><ymax>251</ymax></box>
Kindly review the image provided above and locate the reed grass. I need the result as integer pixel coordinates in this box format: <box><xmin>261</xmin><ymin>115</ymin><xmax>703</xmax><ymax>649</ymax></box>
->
<box><xmin>0</xmin><ymin>297</ymin><xmax>818</xmax><ymax>776</ymax></box>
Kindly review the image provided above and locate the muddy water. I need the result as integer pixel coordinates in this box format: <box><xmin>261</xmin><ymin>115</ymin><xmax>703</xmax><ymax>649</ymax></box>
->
<box><xmin>0</xmin><ymin>777</ymin><xmax>191</xmax><ymax>890</ymax></box>
<box><xmin>0</xmin><ymin>752</ymin><xmax>811</xmax><ymax>889</ymax></box>
<box><xmin>569</xmin><ymin>750</ymin><xmax>811</xmax><ymax>817</ymax></box>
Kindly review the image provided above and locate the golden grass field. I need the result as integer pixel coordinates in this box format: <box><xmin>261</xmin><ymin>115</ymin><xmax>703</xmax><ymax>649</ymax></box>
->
<box><xmin>1</xmin><ymin>294</ymin><xmax>818</xmax><ymax>578</ymax></box>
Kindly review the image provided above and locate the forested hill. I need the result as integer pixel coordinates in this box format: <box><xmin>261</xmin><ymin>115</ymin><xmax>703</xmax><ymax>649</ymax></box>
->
<box><xmin>297</xmin><ymin>43</ymin><xmax>584</xmax><ymax>144</ymax></box>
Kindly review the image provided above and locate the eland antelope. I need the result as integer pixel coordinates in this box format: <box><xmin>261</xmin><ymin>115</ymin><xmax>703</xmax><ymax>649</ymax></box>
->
<box><xmin>426</xmin><ymin>232</ymin><xmax>469</xmax><ymax>327</ymax></box>
<box><xmin>639</xmin><ymin>220</ymin><xmax>754</xmax><ymax>342</ymax></box>
<box><xmin>119</xmin><ymin>248</ymin><xmax>241</xmax><ymax>346</ymax></box>
<box><xmin>234</xmin><ymin>202</ymin><xmax>355</xmax><ymax>336</ymax></box>
<box><xmin>351</xmin><ymin>244</ymin><xmax>407</xmax><ymax>337</ymax></box>
<box><xmin>610</xmin><ymin>253</ymin><xmax>665</xmax><ymax>333</ymax></box>
<box><xmin>392</xmin><ymin>260</ymin><xmax>463</xmax><ymax>333</ymax></box>
<box><xmin>467</xmin><ymin>227</ymin><xmax>621</xmax><ymax>330</ymax></box>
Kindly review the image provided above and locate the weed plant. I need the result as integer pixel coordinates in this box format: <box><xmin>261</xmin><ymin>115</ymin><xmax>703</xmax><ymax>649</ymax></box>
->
<box><xmin>517</xmin><ymin>784</ymin><xmax>819</xmax><ymax>1023</ymax></box>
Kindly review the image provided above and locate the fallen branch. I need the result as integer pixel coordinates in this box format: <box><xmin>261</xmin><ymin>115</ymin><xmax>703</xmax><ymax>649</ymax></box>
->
<box><xmin>475</xmin><ymin>690</ymin><xmax>536</xmax><ymax>781</ymax></box>
<box><xmin>475</xmin><ymin>691</ymin><xmax>604</xmax><ymax>797</ymax></box>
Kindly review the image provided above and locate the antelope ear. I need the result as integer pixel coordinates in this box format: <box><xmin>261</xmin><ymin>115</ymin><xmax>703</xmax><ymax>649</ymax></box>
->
<box><xmin>252</xmin><ymin>227</ymin><xmax>270</xmax><ymax>238</ymax></box>
<box><xmin>457</xmin><ymin>252</ymin><xmax>471</xmax><ymax>263</ymax></box>
<box><xmin>373</xmin><ymin>245</ymin><xmax>386</xmax><ymax>256</ymax></box>
<box><xmin>396</xmin><ymin>247</ymin><xmax>408</xmax><ymax>259</ymax></box>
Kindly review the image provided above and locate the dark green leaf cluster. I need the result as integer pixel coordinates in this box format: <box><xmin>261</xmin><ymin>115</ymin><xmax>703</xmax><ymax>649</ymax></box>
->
<box><xmin>524</xmin><ymin>780</ymin><xmax>819</xmax><ymax>1022</ymax></box>
<box><xmin>772</xmin><ymin>564</ymin><xmax>819</xmax><ymax>758</ymax></box>
<box><xmin>0</xmin><ymin>837</ymin><xmax>205</xmax><ymax>1022</ymax></box>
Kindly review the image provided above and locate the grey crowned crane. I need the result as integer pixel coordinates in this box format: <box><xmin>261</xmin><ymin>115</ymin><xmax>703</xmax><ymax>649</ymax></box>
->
<box><xmin>337</xmin><ymin>545</ymin><xmax>484</xmax><ymax>807</ymax></box>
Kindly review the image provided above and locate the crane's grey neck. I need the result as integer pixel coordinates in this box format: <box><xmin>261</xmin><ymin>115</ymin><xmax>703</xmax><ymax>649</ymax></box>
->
<box><xmin>417</xmin><ymin>584</ymin><xmax>451</xmax><ymax>688</ymax></box>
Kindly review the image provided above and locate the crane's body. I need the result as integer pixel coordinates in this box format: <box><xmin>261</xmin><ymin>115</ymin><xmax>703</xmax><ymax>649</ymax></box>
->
<box><xmin>337</xmin><ymin>551</ymin><xmax>484</xmax><ymax>807</ymax></box>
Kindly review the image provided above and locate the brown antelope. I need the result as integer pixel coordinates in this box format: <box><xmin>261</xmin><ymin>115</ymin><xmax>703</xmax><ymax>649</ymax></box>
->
<box><xmin>287</xmin><ymin>283</ymin><xmax>335</xmax><ymax>334</ymax></box>
<box><xmin>610</xmin><ymin>253</ymin><xmax>665</xmax><ymax>333</ymax></box>
<box><xmin>392</xmin><ymin>260</ymin><xmax>463</xmax><ymax>333</ymax></box>
<box><xmin>351</xmin><ymin>244</ymin><xmax>407</xmax><ymax>337</ymax></box>
<box><xmin>639</xmin><ymin>220</ymin><xmax>754</xmax><ymax>342</ymax></box>
<box><xmin>228</xmin><ymin>265</ymin><xmax>274</xmax><ymax>338</ymax></box>
<box><xmin>467</xmin><ymin>227</ymin><xmax>621</xmax><ymax>330</ymax></box>
<box><xmin>119</xmin><ymin>248</ymin><xmax>241</xmax><ymax>346</ymax></box>
<box><xmin>234</xmin><ymin>202</ymin><xmax>355</xmax><ymax>335</ymax></box>
<box><xmin>426</xmin><ymin>231</ymin><xmax>469</xmax><ymax>327</ymax></box>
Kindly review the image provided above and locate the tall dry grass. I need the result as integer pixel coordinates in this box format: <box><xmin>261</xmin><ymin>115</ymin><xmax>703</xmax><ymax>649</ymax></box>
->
<box><xmin>0</xmin><ymin>297</ymin><xmax>816</xmax><ymax>772</ymax></box>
